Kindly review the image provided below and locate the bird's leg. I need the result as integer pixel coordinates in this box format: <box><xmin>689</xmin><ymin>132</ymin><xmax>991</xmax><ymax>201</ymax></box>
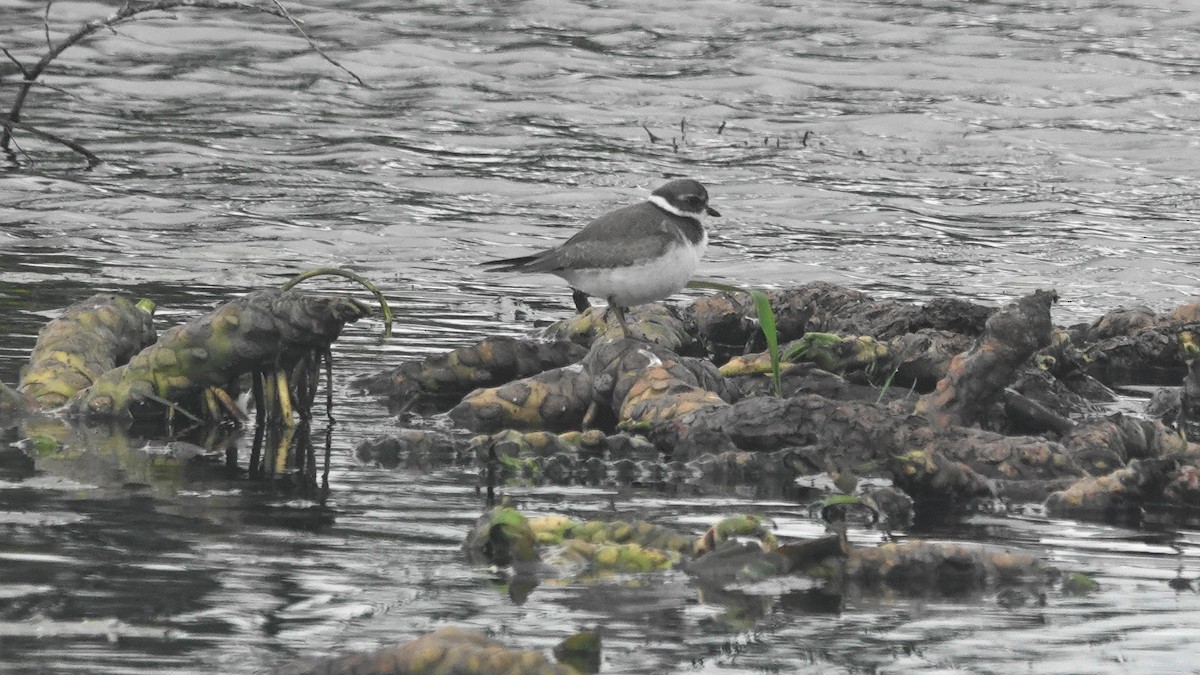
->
<box><xmin>607</xmin><ymin>299</ymin><xmax>632</xmax><ymax>338</ymax></box>
<box><xmin>571</xmin><ymin>288</ymin><xmax>591</xmax><ymax>313</ymax></box>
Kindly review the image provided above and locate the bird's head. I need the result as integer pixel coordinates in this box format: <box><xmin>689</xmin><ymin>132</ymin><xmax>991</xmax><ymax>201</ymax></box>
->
<box><xmin>648</xmin><ymin>179</ymin><xmax>720</xmax><ymax>221</ymax></box>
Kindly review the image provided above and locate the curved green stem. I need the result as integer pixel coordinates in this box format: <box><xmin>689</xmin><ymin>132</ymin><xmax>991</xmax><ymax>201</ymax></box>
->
<box><xmin>282</xmin><ymin>268</ymin><xmax>393</xmax><ymax>340</ymax></box>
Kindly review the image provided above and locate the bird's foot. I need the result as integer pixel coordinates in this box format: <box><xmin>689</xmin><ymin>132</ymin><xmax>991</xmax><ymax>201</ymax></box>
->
<box><xmin>607</xmin><ymin>300</ymin><xmax>633</xmax><ymax>339</ymax></box>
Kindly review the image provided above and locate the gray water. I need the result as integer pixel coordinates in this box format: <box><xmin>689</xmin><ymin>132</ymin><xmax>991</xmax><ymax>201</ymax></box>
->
<box><xmin>2</xmin><ymin>0</ymin><xmax>1200</xmax><ymax>672</ymax></box>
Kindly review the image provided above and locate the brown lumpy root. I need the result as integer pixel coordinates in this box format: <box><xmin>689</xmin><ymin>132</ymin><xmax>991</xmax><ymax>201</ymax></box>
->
<box><xmin>449</xmin><ymin>338</ymin><xmax>735</xmax><ymax>433</ymax></box>
<box><xmin>369</xmin><ymin>283</ymin><xmax>1200</xmax><ymax>521</ymax></box>
<box><xmin>70</xmin><ymin>289</ymin><xmax>368</xmax><ymax>422</ymax></box>
<box><xmin>836</xmin><ymin>541</ymin><xmax>1056</xmax><ymax>596</ymax></box>
<box><xmin>914</xmin><ymin>289</ymin><xmax>1058</xmax><ymax>429</ymax></box>
<box><xmin>277</xmin><ymin>626</ymin><xmax>583</xmax><ymax>675</ymax></box>
<box><xmin>724</xmin><ymin>328</ymin><xmax>974</xmax><ymax>393</ymax></box>
<box><xmin>354</xmin><ymin>336</ymin><xmax>588</xmax><ymax>402</ymax></box>
<box><xmin>18</xmin><ymin>294</ymin><xmax>157</xmax><ymax>408</ymax></box>
<box><xmin>686</xmin><ymin>282</ymin><xmax>993</xmax><ymax>362</ymax></box>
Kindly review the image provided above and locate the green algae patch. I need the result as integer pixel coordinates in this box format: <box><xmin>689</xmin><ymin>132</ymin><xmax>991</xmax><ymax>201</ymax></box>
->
<box><xmin>1062</xmin><ymin>572</ymin><xmax>1100</xmax><ymax>596</ymax></box>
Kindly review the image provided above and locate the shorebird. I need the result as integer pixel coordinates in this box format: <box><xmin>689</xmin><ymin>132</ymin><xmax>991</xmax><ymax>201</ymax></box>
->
<box><xmin>482</xmin><ymin>178</ymin><xmax>719</xmax><ymax>337</ymax></box>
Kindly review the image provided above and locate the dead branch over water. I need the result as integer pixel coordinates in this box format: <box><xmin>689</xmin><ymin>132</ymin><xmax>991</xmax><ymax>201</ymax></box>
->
<box><xmin>1</xmin><ymin>0</ymin><xmax>365</xmax><ymax>164</ymax></box>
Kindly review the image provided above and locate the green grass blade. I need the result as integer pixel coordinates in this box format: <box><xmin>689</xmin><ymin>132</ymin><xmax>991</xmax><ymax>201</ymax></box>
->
<box><xmin>750</xmin><ymin>290</ymin><xmax>781</xmax><ymax>397</ymax></box>
<box><xmin>687</xmin><ymin>280</ymin><xmax>781</xmax><ymax>397</ymax></box>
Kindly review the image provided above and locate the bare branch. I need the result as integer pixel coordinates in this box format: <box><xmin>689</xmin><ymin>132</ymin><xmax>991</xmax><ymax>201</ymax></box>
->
<box><xmin>0</xmin><ymin>116</ymin><xmax>100</xmax><ymax>166</ymax></box>
<box><xmin>268</xmin><ymin>0</ymin><xmax>365</xmax><ymax>87</ymax></box>
<box><xmin>44</xmin><ymin>0</ymin><xmax>55</xmax><ymax>52</ymax></box>
<box><xmin>1</xmin><ymin>0</ymin><xmax>368</xmax><ymax>153</ymax></box>
<box><xmin>1</xmin><ymin>47</ymin><xmax>30</xmax><ymax>80</ymax></box>
<box><xmin>32</xmin><ymin>80</ymin><xmax>85</xmax><ymax>102</ymax></box>
<box><xmin>2</xmin><ymin>133</ymin><xmax>35</xmax><ymax>165</ymax></box>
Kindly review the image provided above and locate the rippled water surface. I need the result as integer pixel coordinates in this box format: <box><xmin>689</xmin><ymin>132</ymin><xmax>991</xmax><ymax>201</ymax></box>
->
<box><xmin>3</xmin><ymin>0</ymin><xmax>1200</xmax><ymax>672</ymax></box>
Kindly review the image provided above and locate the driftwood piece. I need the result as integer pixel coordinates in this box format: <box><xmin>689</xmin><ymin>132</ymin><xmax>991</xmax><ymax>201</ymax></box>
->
<box><xmin>1164</xmin><ymin>460</ymin><xmax>1200</xmax><ymax>507</ymax></box>
<box><xmin>461</xmin><ymin>428</ymin><xmax>816</xmax><ymax>490</ymax></box>
<box><xmin>725</xmin><ymin>362</ymin><xmax>899</xmax><ymax>404</ymax></box>
<box><xmin>1006</xmin><ymin>366</ymin><xmax>1106</xmax><ymax>428</ymax></box>
<box><xmin>1069</xmin><ymin>300</ymin><xmax>1200</xmax><ymax>342</ymax></box>
<box><xmin>470</xmin><ymin>428</ymin><xmax>663</xmax><ymax>485</ymax></box>
<box><xmin>649</xmin><ymin>393</ymin><xmax>1078</xmax><ymax>504</ymax></box>
<box><xmin>1081</xmin><ymin>327</ymin><xmax>1192</xmax><ymax>386</ymax></box>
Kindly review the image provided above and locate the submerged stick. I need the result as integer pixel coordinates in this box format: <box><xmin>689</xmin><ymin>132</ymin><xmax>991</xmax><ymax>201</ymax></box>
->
<box><xmin>0</xmin><ymin>117</ymin><xmax>99</xmax><ymax>166</ymax></box>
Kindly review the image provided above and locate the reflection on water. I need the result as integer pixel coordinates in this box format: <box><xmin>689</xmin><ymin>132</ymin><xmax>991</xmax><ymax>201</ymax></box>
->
<box><xmin>3</xmin><ymin>0</ymin><xmax>1200</xmax><ymax>672</ymax></box>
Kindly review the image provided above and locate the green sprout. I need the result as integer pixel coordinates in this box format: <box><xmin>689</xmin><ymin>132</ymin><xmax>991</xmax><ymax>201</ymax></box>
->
<box><xmin>688</xmin><ymin>281</ymin><xmax>781</xmax><ymax>396</ymax></box>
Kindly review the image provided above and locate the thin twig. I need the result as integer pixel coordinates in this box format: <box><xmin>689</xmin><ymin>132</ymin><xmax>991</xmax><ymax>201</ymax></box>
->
<box><xmin>44</xmin><ymin>0</ymin><xmax>55</xmax><ymax>53</ymax></box>
<box><xmin>0</xmin><ymin>116</ymin><xmax>100</xmax><ymax>166</ymax></box>
<box><xmin>1</xmin><ymin>0</ymin><xmax>367</xmax><ymax>152</ymax></box>
<box><xmin>1</xmin><ymin>47</ymin><xmax>30</xmax><ymax>79</ymax></box>
<box><xmin>3</xmin><ymin>134</ymin><xmax>33</xmax><ymax>164</ymax></box>
<box><xmin>32</xmin><ymin>80</ymin><xmax>84</xmax><ymax>102</ymax></box>
<box><xmin>268</xmin><ymin>0</ymin><xmax>365</xmax><ymax>87</ymax></box>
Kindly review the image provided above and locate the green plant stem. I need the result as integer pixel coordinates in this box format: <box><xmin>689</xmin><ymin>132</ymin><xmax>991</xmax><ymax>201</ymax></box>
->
<box><xmin>687</xmin><ymin>280</ymin><xmax>781</xmax><ymax>397</ymax></box>
<box><xmin>282</xmin><ymin>268</ymin><xmax>393</xmax><ymax>340</ymax></box>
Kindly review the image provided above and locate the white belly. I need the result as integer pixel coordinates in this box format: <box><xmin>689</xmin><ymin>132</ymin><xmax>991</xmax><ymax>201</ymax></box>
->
<box><xmin>559</xmin><ymin>239</ymin><xmax>706</xmax><ymax>307</ymax></box>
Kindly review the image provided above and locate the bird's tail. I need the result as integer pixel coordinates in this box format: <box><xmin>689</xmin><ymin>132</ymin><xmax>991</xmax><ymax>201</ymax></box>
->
<box><xmin>479</xmin><ymin>253</ymin><xmax>541</xmax><ymax>272</ymax></box>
